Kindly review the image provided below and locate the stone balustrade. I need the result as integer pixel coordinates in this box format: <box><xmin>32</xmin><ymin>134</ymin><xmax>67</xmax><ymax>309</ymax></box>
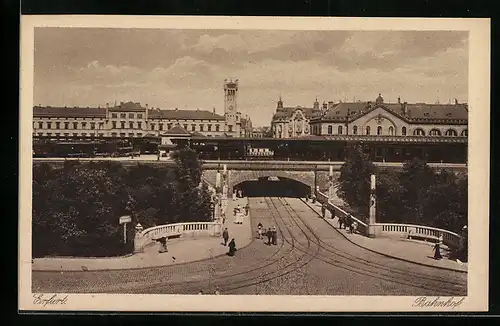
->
<box><xmin>134</xmin><ymin>222</ymin><xmax>222</xmax><ymax>252</ymax></box>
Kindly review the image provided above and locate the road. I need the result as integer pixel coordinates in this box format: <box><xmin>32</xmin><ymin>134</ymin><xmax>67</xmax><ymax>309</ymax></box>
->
<box><xmin>32</xmin><ymin>197</ymin><xmax>467</xmax><ymax>295</ymax></box>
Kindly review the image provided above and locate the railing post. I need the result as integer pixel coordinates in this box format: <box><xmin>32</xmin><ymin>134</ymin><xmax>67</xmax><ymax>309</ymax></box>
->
<box><xmin>367</xmin><ymin>174</ymin><xmax>377</xmax><ymax>238</ymax></box>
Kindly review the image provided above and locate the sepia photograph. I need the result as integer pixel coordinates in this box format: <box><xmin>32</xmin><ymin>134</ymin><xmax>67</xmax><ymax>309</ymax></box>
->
<box><xmin>19</xmin><ymin>16</ymin><xmax>490</xmax><ymax>312</ymax></box>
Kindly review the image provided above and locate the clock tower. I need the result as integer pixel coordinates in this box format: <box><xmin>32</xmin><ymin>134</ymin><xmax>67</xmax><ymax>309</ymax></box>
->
<box><xmin>224</xmin><ymin>79</ymin><xmax>241</xmax><ymax>136</ymax></box>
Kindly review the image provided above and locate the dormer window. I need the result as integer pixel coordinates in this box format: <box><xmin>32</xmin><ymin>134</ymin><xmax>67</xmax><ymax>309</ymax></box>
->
<box><xmin>336</xmin><ymin>111</ymin><xmax>340</xmax><ymax>115</ymax></box>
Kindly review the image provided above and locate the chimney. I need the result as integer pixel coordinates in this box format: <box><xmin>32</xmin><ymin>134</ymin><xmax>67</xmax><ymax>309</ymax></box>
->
<box><xmin>402</xmin><ymin>102</ymin><xmax>408</xmax><ymax>115</ymax></box>
<box><xmin>397</xmin><ymin>97</ymin><xmax>401</xmax><ymax>104</ymax></box>
<box><xmin>322</xmin><ymin>102</ymin><xmax>327</xmax><ymax>110</ymax></box>
<box><xmin>328</xmin><ymin>101</ymin><xmax>334</xmax><ymax>110</ymax></box>
<box><xmin>213</xmin><ymin>107</ymin><xmax>216</xmax><ymax>114</ymax></box>
<box><xmin>455</xmin><ymin>98</ymin><xmax>459</xmax><ymax>104</ymax></box>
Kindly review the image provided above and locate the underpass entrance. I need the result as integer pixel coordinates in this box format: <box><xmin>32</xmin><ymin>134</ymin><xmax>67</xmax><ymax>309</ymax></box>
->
<box><xmin>236</xmin><ymin>177</ymin><xmax>311</xmax><ymax>198</ymax></box>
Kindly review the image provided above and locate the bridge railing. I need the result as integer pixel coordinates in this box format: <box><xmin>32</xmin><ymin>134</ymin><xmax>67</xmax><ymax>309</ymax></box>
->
<box><xmin>134</xmin><ymin>221</ymin><xmax>222</xmax><ymax>252</ymax></box>
<box><xmin>315</xmin><ymin>190</ymin><xmax>369</xmax><ymax>236</ymax></box>
<box><xmin>371</xmin><ymin>223</ymin><xmax>461</xmax><ymax>249</ymax></box>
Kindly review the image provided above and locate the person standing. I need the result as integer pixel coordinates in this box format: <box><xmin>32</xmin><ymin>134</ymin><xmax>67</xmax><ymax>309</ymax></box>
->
<box><xmin>222</xmin><ymin>228</ymin><xmax>229</xmax><ymax>246</ymax></box>
<box><xmin>433</xmin><ymin>241</ymin><xmax>443</xmax><ymax>260</ymax></box>
<box><xmin>266</xmin><ymin>228</ymin><xmax>272</xmax><ymax>245</ymax></box>
<box><xmin>257</xmin><ymin>222</ymin><xmax>263</xmax><ymax>239</ymax></box>
<box><xmin>272</xmin><ymin>227</ymin><xmax>277</xmax><ymax>245</ymax></box>
<box><xmin>215</xmin><ymin>287</ymin><xmax>220</xmax><ymax>295</ymax></box>
<box><xmin>338</xmin><ymin>216</ymin><xmax>343</xmax><ymax>229</ymax></box>
<box><xmin>228</xmin><ymin>238</ymin><xmax>236</xmax><ymax>256</ymax></box>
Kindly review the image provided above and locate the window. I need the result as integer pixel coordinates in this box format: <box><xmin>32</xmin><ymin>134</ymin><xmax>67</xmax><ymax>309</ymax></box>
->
<box><xmin>64</xmin><ymin>122</ymin><xmax>69</xmax><ymax>129</ymax></box>
<box><xmin>388</xmin><ymin>126</ymin><xmax>394</xmax><ymax>135</ymax></box>
<box><xmin>327</xmin><ymin>125</ymin><xmax>333</xmax><ymax>135</ymax></box>
<box><xmin>445</xmin><ymin>129</ymin><xmax>458</xmax><ymax>136</ymax></box>
<box><xmin>55</xmin><ymin>133</ymin><xmax>60</xmax><ymax>137</ymax></box>
<box><xmin>91</xmin><ymin>122</ymin><xmax>96</xmax><ymax>130</ymax></box>
<box><xmin>129</xmin><ymin>122</ymin><xmax>133</xmax><ymax>129</ymax></box>
<box><xmin>402</xmin><ymin>127</ymin><xmax>407</xmax><ymax>136</ymax></box>
<box><xmin>228</xmin><ymin>125</ymin><xmax>233</xmax><ymax>132</ymax></box>
<box><xmin>366</xmin><ymin>126</ymin><xmax>370</xmax><ymax>135</ymax></box>
<box><xmin>120</xmin><ymin>113</ymin><xmax>126</xmax><ymax>118</ymax></box>
<box><xmin>208</xmin><ymin>124</ymin><xmax>212</xmax><ymax>131</ymax></box>
<box><xmin>64</xmin><ymin>133</ymin><xmax>69</xmax><ymax>137</ymax></box>
<box><xmin>137</xmin><ymin>122</ymin><xmax>142</xmax><ymax>129</ymax></box>
<box><xmin>353</xmin><ymin>126</ymin><xmax>358</xmax><ymax>135</ymax></box>
<box><xmin>120</xmin><ymin>121</ymin><xmax>125</xmax><ymax>129</ymax></box>
<box><xmin>47</xmin><ymin>122</ymin><xmax>52</xmax><ymax>129</ymax></box>
<box><xmin>82</xmin><ymin>122</ymin><xmax>87</xmax><ymax>128</ymax></box>
<box><xmin>99</xmin><ymin>122</ymin><xmax>104</xmax><ymax>129</ymax></box>
<box><xmin>129</xmin><ymin>113</ymin><xmax>134</xmax><ymax>119</ymax></box>
<box><xmin>167</xmin><ymin>123</ymin><xmax>172</xmax><ymax>130</ymax></box>
<box><xmin>120</xmin><ymin>133</ymin><xmax>126</xmax><ymax>138</ymax></box>
<box><xmin>215</xmin><ymin>125</ymin><xmax>220</xmax><ymax>132</ymax></box>
<box><xmin>46</xmin><ymin>133</ymin><xmax>52</xmax><ymax>137</ymax></box>
<box><xmin>38</xmin><ymin>132</ymin><xmax>43</xmax><ymax>136</ymax></box>
<box><xmin>151</xmin><ymin>124</ymin><xmax>155</xmax><ymax>130</ymax></box>
<box><xmin>191</xmin><ymin>124</ymin><xmax>196</xmax><ymax>131</ymax></box>
<box><xmin>429</xmin><ymin>129</ymin><xmax>441</xmax><ymax>136</ymax></box>
<box><xmin>183</xmin><ymin>124</ymin><xmax>188</xmax><ymax>130</ymax></box>
<box><xmin>377</xmin><ymin>126</ymin><xmax>382</xmax><ymax>135</ymax></box>
<box><xmin>461</xmin><ymin>129</ymin><xmax>468</xmax><ymax>136</ymax></box>
<box><xmin>111</xmin><ymin>132</ymin><xmax>117</xmax><ymax>137</ymax></box>
<box><xmin>55</xmin><ymin>122</ymin><xmax>60</xmax><ymax>129</ymax></box>
<box><xmin>129</xmin><ymin>133</ymin><xmax>134</xmax><ymax>137</ymax></box>
<box><xmin>137</xmin><ymin>114</ymin><xmax>143</xmax><ymax>119</ymax></box>
<box><xmin>137</xmin><ymin>133</ymin><xmax>142</xmax><ymax>137</ymax></box>
<box><xmin>159</xmin><ymin>124</ymin><xmax>163</xmax><ymax>131</ymax></box>
<box><xmin>38</xmin><ymin>122</ymin><xmax>43</xmax><ymax>129</ymax></box>
<box><xmin>82</xmin><ymin>133</ymin><xmax>87</xmax><ymax>137</ymax></box>
<box><xmin>112</xmin><ymin>113</ymin><xmax>117</xmax><ymax>118</ymax></box>
<box><xmin>413</xmin><ymin>128</ymin><xmax>425</xmax><ymax>136</ymax></box>
<box><xmin>200</xmin><ymin>124</ymin><xmax>204</xmax><ymax>131</ymax></box>
<box><xmin>338</xmin><ymin>125</ymin><xmax>343</xmax><ymax>135</ymax></box>
<box><xmin>73</xmin><ymin>133</ymin><xmax>78</xmax><ymax>137</ymax></box>
<box><xmin>112</xmin><ymin>121</ymin><xmax>117</xmax><ymax>129</ymax></box>
<box><xmin>73</xmin><ymin>122</ymin><xmax>78</xmax><ymax>129</ymax></box>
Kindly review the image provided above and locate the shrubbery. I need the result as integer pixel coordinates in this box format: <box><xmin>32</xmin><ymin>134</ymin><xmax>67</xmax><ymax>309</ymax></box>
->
<box><xmin>338</xmin><ymin>144</ymin><xmax>468</xmax><ymax>233</ymax></box>
<box><xmin>32</xmin><ymin>148</ymin><xmax>212</xmax><ymax>258</ymax></box>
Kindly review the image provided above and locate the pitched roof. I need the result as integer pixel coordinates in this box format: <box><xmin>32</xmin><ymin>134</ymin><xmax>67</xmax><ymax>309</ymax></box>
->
<box><xmin>149</xmin><ymin>108</ymin><xmax>225</xmax><ymax>120</ymax></box>
<box><xmin>33</xmin><ymin>106</ymin><xmax>106</xmax><ymax>118</ymax></box>
<box><xmin>161</xmin><ymin>125</ymin><xmax>191</xmax><ymax>136</ymax></box>
<box><xmin>109</xmin><ymin>101</ymin><xmax>145</xmax><ymax>112</ymax></box>
<box><xmin>272</xmin><ymin>107</ymin><xmax>322</xmax><ymax>121</ymax></box>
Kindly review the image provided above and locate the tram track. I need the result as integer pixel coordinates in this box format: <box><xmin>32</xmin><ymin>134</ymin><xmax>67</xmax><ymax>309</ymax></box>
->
<box><xmin>278</xmin><ymin>197</ymin><xmax>466</xmax><ymax>295</ymax></box>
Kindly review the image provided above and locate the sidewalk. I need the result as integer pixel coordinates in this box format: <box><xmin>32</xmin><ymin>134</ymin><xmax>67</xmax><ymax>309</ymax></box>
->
<box><xmin>306</xmin><ymin>200</ymin><xmax>468</xmax><ymax>273</ymax></box>
<box><xmin>32</xmin><ymin>197</ymin><xmax>252</xmax><ymax>272</ymax></box>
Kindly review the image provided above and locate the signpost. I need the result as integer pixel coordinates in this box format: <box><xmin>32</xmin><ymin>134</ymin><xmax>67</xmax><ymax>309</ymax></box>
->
<box><xmin>119</xmin><ymin>215</ymin><xmax>132</xmax><ymax>244</ymax></box>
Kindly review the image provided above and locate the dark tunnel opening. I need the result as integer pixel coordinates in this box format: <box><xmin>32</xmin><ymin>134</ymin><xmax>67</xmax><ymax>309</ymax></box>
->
<box><xmin>235</xmin><ymin>177</ymin><xmax>311</xmax><ymax>198</ymax></box>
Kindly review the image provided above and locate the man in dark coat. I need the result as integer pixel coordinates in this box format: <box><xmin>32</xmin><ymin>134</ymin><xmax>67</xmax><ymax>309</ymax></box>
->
<box><xmin>266</xmin><ymin>228</ymin><xmax>272</xmax><ymax>245</ymax></box>
<box><xmin>271</xmin><ymin>227</ymin><xmax>277</xmax><ymax>245</ymax></box>
<box><xmin>228</xmin><ymin>238</ymin><xmax>236</xmax><ymax>256</ymax></box>
<box><xmin>222</xmin><ymin>228</ymin><xmax>229</xmax><ymax>246</ymax></box>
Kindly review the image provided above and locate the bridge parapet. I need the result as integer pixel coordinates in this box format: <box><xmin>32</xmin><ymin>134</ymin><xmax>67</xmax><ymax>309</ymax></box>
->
<box><xmin>315</xmin><ymin>190</ymin><xmax>461</xmax><ymax>249</ymax></box>
<box><xmin>134</xmin><ymin>221</ymin><xmax>222</xmax><ymax>253</ymax></box>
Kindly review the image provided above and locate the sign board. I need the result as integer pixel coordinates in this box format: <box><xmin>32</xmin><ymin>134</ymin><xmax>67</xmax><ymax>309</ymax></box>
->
<box><xmin>119</xmin><ymin>215</ymin><xmax>132</xmax><ymax>224</ymax></box>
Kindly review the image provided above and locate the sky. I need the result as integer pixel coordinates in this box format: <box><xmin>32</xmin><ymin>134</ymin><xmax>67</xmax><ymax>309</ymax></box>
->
<box><xmin>34</xmin><ymin>28</ymin><xmax>468</xmax><ymax>127</ymax></box>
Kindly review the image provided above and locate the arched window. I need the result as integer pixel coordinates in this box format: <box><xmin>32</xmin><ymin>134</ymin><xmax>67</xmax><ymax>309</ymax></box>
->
<box><xmin>338</xmin><ymin>125</ymin><xmax>343</xmax><ymax>135</ymax></box>
<box><xmin>461</xmin><ymin>129</ymin><xmax>468</xmax><ymax>137</ymax></box>
<box><xmin>413</xmin><ymin>128</ymin><xmax>425</xmax><ymax>136</ymax></box>
<box><xmin>353</xmin><ymin>126</ymin><xmax>358</xmax><ymax>135</ymax></box>
<box><xmin>377</xmin><ymin>126</ymin><xmax>382</xmax><ymax>135</ymax></box>
<box><xmin>445</xmin><ymin>129</ymin><xmax>458</xmax><ymax>136</ymax></box>
<box><xmin>402</xmin><ymin>126</ymin><xmax>407</xmax><ymax>136</ymax></box>
<box><xmin>327</xmin><ymin>125</ymin><xmax>333</xmax><ymax>135</ymax></box>
<box><xmin>388</xmin><ymin>126</ymin><xmax>394</xmax><ymax>135</ymax></box>
<box><xmin>366</xmin><ymin>126</ymin><xmax>371</xmax><ymax>135</ymax></box>
<box><xmin>429</xmin><ymin>129</ymin><xmax>441</xmax><ymax>136</ymax></box>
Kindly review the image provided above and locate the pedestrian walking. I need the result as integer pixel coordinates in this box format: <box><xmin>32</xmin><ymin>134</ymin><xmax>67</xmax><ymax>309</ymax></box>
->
<box><xmin>338</xmin><ymin>216</ymin><xmax>343</xmax><ymax>229</ymax></box>
<box><xmin>222</xmin><ymin>228</ymin><xmax>229</xmax><ymax>246</ymax></box>
<box><xmin>228</xmin><ymin>238</ymin><xmax>237</xmax><ymax>256</ymax></box>
<box><xmin>352</xmin><ymin>221</ymin><xmax>358</xmax><ymax>234</ymax></box>
<box><xmin>257</xmin><ymin>222</ymin><xmax>263</xmax><ymax>239</ymax></box>
<box><xmin>222</xmin><ymin>212</ymin><xmax>226</xmax><ymax>224</ymax></box>
<box><xmin>215</xmin><ymin>287</ymin><xmax>220</xmax><ymax>295</ymax></box>
<box><xmin>244</xmin><ymin>204</ymin><xmax>249</xmax><ymax>216</ymax></box>
<box><xmin>433</xmin><ymin>241</ymin><xmax>443</xmax><ymax>260</ymax></box>
<box><xmin>272</xmin><ymin>227</ymin><xmax>277</xmax><ymax>245</ymax></box>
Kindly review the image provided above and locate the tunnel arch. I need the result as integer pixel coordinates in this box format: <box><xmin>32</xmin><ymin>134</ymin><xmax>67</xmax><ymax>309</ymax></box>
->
<box><xmin>228</xmin><ymin>170</ymin><xmax>315</xmax><ymax>195</ymax></box>
<box><xmin>235</xmin><ymin>176</ymin><xmax>312</xmax><ymax>198</ymax></box>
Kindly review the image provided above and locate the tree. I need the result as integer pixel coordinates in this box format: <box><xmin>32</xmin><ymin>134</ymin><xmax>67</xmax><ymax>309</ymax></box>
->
<box><xmin>338</xmin><ymin>144</ymin><xmax>376</xmax><ymax>217</ymax></box>
<box><xmin>376</xmin><ymin>169</ymin><xmax>406</xmax><ymax>223</ymax></box>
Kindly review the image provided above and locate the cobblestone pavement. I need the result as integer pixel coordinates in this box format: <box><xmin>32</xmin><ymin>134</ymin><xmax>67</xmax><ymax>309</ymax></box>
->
<box><xmin>32</xmin><ymin>197</ymin><xmax>467</xmax><ymax>296</ymax></box>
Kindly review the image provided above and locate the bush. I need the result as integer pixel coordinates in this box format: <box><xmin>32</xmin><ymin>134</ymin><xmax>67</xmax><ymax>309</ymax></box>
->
<box><xmin>32</xmin><ymin>149</ymin><xmax>212</xmax><ymax>258</ymax></box>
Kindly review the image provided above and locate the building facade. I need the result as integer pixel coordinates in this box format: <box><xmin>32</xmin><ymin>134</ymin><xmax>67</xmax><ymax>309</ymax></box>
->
<box><xmin>271</xmin><ymin>94</ymin><xmax>468</xmax><ymax>139</ymax></box>
<box><xmin>33</xmin><ymin>79</ymin><xmax>247</xmax><ymax>139</ymax></box>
